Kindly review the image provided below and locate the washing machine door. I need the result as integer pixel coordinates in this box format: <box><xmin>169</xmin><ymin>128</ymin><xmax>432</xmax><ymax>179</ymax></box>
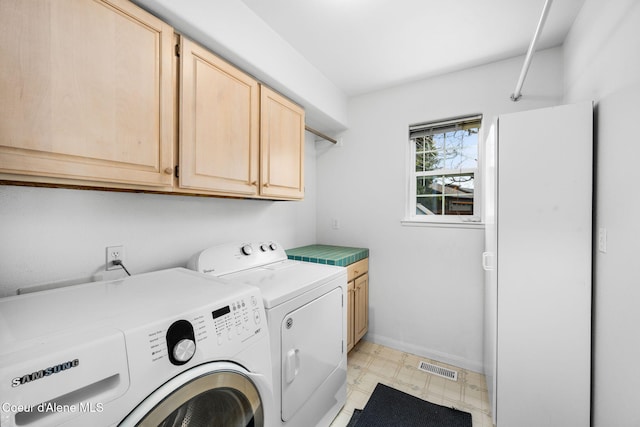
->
<box><xmin>120</xmin><ymin>362</ymin><xmax>266</xmax><ymax>427</ymax></box>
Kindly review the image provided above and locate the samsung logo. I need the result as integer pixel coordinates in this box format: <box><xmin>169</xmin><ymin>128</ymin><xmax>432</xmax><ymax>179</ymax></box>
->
<box><xmin>11</xmin><ymin>359</ymin><xmax>80</xmax><ymax>388</ymax></box>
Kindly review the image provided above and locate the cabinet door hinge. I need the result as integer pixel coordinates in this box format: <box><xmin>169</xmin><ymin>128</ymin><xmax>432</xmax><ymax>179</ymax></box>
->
<box><xmin>174</xmin><ymin>43</ymin><xmax>180</xmax><ymax>57</ymax></box>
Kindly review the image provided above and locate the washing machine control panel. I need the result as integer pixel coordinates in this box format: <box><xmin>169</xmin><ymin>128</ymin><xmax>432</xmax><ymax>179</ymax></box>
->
<box><xmin>148</xmin><ymin>291</ymin><xmax>264</xmax><ymax>362</ymax></box>
<box><xmin>140</xmin><ymin>288</ymin><xmax>266</xmax><ymax>369</ymax></box>
<box><xmin>211</xmin><ymin>294</ymin><xmax>262</xmax><ymax>346</ymax></box>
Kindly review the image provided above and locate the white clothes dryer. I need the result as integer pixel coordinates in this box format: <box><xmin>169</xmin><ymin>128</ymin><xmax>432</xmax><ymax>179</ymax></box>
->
<box><xmin>189</xmin><ymin>241</ymin><xmax>348</xmax><ymax>427</ymax></box>
<box><xmin>0</xmin><ymin>268</ymin><xmax>274</xmax><ymax>427</ymax></box>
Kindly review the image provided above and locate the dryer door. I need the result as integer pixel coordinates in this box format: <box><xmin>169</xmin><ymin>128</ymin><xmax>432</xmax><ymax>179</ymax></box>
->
<box><xmin>120</xmin><ymin>362</ymin><xmax>266</xmax><ymax>427</ymax></box>
<box><xmin>281</xmin><ymin>287</ymin><xmax>344</xmax><ymax>421</ymax></box>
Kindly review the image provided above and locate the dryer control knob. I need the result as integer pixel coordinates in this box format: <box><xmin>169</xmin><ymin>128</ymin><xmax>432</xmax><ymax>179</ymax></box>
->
<box><xmin>269</xmin><ymin>242</ymin><xmax>278</xmax><ymax>251</ymax></box>
<box><xmin>173</xmin><ymin>339</ymin><xmax>196</xmax><ymax>363</ymax></box>
<box><xmin>241</xmin><ymin>244</ymin><xmax>253</xmax><ymax>256</ymax></box>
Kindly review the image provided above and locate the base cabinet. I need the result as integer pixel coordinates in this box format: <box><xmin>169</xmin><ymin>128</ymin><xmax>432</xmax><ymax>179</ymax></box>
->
<box><xmin>354</xmin><ymin>273</ymin><xmax>369</xmax><ymax>343</ymax></box>
<box><xmin>347</xmin><ymin>258</ymin><xmax>369</xmax><ymax>352</ymax></box>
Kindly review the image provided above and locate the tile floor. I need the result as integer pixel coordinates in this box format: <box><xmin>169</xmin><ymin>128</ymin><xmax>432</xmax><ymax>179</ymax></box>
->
<box><xmin>330</xmin><ymin>340</ymin><xmax>494</xmax><ymax>427</ymax></box>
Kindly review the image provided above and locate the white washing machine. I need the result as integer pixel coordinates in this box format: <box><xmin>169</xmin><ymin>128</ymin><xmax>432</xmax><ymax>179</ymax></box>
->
<box><xmin>0</xmin><ymin>268</ymin><xmax>274</xmax><ymax>427</ymax></box>
<box><xmin>188</xmin><ymin>241</ymin><xmax>348</xmax><ymax>427</ymax></box>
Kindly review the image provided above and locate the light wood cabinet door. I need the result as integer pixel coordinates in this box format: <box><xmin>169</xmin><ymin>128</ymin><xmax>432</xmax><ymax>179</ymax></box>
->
<box><xmin>347</xmin><ymin>258</ymin><xmax>369</xmax><ymax>283</ymax></box>
<box><xmin>354</xmin><ymin>273</ymin><xmax>369</xmax><ymax>343</ymax></box>
<box><xmin>259</xmin><ymin>86</ymin><xmax>304</xmax><ymax>199</ymax></box>
<box><xmin>0</xmin><ymin>0</ymin><xmax>174</xmax><ymax>188</ymax></box>
<box><xmin>347</xmin><ymin>280</ymin><xmax>355</xmax><ymax>352</ymax></box>
<box><xmin>179</xmin><ymin>38</ymin><xmax>259</xmax><ymax>195</ymax></box>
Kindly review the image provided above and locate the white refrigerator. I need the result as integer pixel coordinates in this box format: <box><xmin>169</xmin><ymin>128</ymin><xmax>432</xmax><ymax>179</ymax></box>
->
<box><xmin>483</xmin><ymin>102</ymin><xmax>592</xmax><ymax>426</ymax></box>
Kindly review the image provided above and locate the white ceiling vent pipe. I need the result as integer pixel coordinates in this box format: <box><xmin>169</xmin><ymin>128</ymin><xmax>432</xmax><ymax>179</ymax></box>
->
<box><xmin>511</xmin><ymin>0</ymin><xmax>553</xmax><ymax>101</ymax></box>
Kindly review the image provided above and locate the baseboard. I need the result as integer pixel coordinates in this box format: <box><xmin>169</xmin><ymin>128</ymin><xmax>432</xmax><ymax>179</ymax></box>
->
<box><xmin>363</xmin><ymin>333</ymin><xmax>484</xmax><ymax>374</ymax></box>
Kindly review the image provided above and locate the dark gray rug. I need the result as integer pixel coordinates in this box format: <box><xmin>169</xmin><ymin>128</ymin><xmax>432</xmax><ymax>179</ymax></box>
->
<box><xmin>347</xmin><ymin>383</ymin><xmax>472</xmax><ymax>427</ymax></box>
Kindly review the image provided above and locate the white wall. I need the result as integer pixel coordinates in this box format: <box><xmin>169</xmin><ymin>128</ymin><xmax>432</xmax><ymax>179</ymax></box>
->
<box><xmin>316</xmin><ymin>48</ymin><xmax>564</xmax><ymax>372</ymax></box>
<box><xmin>0</xmin><ymin>135</ymin><xmax>317</xmax><ymax>297</ymax></box>
<box><xmin>563</xmin><ymin>1</ymin><xmax>640</xmax><ymax>425</ymax></box>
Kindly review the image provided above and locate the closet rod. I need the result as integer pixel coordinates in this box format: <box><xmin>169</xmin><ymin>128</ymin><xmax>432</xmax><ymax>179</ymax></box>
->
<box><xmin>305</xmin><ymin>125</ymin><xmax>337</xmax><ymax>144</ymax></box>
<box><xmin>511</xmin><ymin>0</ymin><xmax>553</xmax><ymax>102</ymax></box>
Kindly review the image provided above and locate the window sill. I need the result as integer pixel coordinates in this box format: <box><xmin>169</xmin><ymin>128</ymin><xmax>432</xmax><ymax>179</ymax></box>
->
<box><xmin>401</xmin><ymin>217</ymin><xmax>485</xmax><ymax>230</ymax></box>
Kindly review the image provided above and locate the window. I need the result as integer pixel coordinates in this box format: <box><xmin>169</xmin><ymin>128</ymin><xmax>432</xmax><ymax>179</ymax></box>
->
<box><xmin>406</xmin><ymin>115</ymin><xmax>482</xmax><ymax>224</ymax></box>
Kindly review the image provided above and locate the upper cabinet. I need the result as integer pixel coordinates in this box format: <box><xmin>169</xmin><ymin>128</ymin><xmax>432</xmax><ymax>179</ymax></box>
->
<box><xmin>0</xmin><ymin>0</ymin><xmax>305</xmax><ymax>200</ymax></box>
<box><xmin>0</xmin><ymin>0</ymin><xmax>175</xmax><ymax>188</ymax></box>
<box><xmin>178</xmin><ymin>38</ymin><xmax>304</xmax><ymax>200</ymax></box>
<box><xmin>259</xmin><ymin>86</ymin><xmax>305</xmax><ymax>200</ymax></box>
<box><xmin>178</xmin><ymin>37</ymin><xmax>260</xmax><ymax>197</ymax></box>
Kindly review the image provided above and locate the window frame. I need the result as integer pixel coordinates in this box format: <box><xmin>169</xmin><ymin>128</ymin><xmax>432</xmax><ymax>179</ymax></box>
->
<box><xmin>403</xmin><ymin>114</ymin><xmax>484</xmax><ymax>229</ymax></box>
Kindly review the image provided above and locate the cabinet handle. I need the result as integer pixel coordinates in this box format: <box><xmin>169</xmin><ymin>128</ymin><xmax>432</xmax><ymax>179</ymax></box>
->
<box><xmin>251</xmin><ymin>180</ymin><xmax>257</xmax><ymax>186</ymax></box>
<box><xmin>164</xmin><ymin>167</ymin><xmax>174</xmax><ymax>175</ymax></box>
<box><xmin>264</xmin><ymin>183</ymin><xmax>270</xmax><ymax>187</ymax></box>
<box><xmin>354</xmin><ymin>270</ymin><xmax>359</xmax><ymax>275</ymax></box>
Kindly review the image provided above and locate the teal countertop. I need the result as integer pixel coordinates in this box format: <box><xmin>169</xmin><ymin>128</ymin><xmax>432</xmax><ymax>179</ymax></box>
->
<box><xmin>285</xmin><ymin>244</ymin><xmax>369</xmax><ymax>267</ymax></box>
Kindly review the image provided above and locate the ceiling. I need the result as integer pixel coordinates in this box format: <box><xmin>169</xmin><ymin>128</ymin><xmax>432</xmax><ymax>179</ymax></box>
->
<box><xmin>240</xmin><ymin>0</ymin><xmax>585</xmax><ymax>97</ymax></box>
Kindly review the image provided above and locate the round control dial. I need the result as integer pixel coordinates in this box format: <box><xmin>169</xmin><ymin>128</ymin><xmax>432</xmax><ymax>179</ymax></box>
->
<box><xmin>241</xmin><ymin>244</ymin><xmax>253</xmax><ymax>256</ymax></box>
<box><xmin>166</xmin><ymin>319</ymin><xmax>196</xmax><ymax>366</ymax></box>
<box><xmin>173</xmin><ymin>339</ymin><xmax>196</xmax><ymax>363</ymax></box>
<box><xmin>269</xmin><ymin>242</ymin><xmax>278</xmax><ymax>251</ymax></box>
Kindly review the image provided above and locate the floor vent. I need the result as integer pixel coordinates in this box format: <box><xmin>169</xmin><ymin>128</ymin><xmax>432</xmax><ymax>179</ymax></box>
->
<box><xmin>418</xmin><ymin>361</ymin><xmax>458</xmax><ymax>381</ymax></box>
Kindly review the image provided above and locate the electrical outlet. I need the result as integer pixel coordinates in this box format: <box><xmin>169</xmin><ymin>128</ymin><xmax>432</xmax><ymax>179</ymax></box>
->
<box><xmin>106</xmin><ymin>245</ymin><xmax>125</xmax><ymax>271</ymax></box>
